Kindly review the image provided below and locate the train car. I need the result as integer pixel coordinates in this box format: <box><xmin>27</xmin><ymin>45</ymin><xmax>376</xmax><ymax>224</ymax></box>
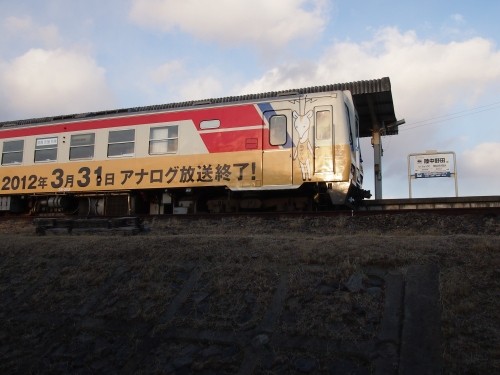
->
<box><xmin>0</xmin><ymin>87</ymin><xmax>370</xmax><ymax>215</ymax></box>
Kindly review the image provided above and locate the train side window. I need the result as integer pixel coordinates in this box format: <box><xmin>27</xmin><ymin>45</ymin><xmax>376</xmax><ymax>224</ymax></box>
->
<box><xmin>269</xmin><ymin>115</ymin><xmax>287</xmax><ymax>146</ymax></box>
<box><xmin>316</xmin><ymin>110</ymin><xmax>332</xmax><ymax>140</ymax></box>
<box><xmin>149</xmin><ymin>126</ymin><xmax>178</xmax><ymax>154</ymax></box>
<box><xmin>70</xmin><ymin>133</ymin><xmax>95</xmax><ymax>160</ymax></box>
<box><xmin>200</xmin><ymin>120</ymin><xmax>220</xmax><ymax>129</ymax></box>
<box><xmin>108</xmin><ymin>129</ymin><xmax>135</xmax><ymax>157</ymax></box>
<box><xmin>34</xmin><ymin>137</ymin><xmax>58</xmax><ymax>162</ymax></box>
<box><xmin>2</xmin><ymin>139</ymin><xmax>24</xmax><ymax>165</ymax></box>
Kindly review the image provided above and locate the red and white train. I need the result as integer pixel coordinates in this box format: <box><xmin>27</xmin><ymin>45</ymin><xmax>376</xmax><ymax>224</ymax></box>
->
<box><xmin>0</xmin><ymin>86</ymin><xmax>370</xmax><ymax>215</ymax></box>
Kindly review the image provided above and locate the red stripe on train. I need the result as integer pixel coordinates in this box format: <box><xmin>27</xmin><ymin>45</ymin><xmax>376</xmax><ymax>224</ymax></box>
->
<box><xmin>200</xmin><ymin>129</ymin><xmax>263</xmax><ymax>153</ymax></box>
<box><xmin>0</xmin><ymin>104</ymin><xmax>264</xmax><ymax>140</ymax></box>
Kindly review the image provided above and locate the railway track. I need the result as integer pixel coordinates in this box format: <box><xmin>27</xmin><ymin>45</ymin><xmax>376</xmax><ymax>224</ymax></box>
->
<box><xmin>0</xmin><ymin>196</ymin><xmax>500</xmax><ymax>234</ymax></box>
<box><xmin>1</xmin><ymin>195</ymin><xmax>498</xmax><ymax>234</ymax></box>
<box><xmin>358</xmin><ymin>195</ymin><xmax>500</xmax><ymax>212</ymax></box>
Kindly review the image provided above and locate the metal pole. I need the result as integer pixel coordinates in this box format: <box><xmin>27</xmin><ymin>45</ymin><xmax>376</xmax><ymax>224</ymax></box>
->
<box><xmin>372</xmin><ymin>129</ymin><xmax>383</xmax><ymax>199</ymax></box>
<box><xmin>452</xmin><ymin>152</ymin><xmax>458</xmax><ymax>197</ymax></box>
<box><xmin>368</xmin><ymin>96</ymin><xmax>383</xmax><ymax>200</ymax></box>
<box><xmin>408</xmin><ymin>154</ymin><xmax>413</xmax><ymax>198</ymax></box>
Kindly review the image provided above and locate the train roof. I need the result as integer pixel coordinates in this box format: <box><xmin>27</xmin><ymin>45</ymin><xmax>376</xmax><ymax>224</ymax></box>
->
<box><xmin>0</xmin><ymin>77</ymin><xmax>398</xmax><ymax>138</ymax></box>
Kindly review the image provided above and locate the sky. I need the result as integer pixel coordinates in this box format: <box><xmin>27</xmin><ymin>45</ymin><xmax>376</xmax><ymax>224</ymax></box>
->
<box><xmin>0</xmin><ymin>0</ymin><xmax>499</xmax><ymax>198</ymax></box>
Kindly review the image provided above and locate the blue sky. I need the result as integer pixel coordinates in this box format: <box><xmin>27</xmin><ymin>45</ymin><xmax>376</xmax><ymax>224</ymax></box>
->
<box><xmin>1</xmin><ymin>0</ymin><xmax>499</xmax><ymax>198</ymax></box>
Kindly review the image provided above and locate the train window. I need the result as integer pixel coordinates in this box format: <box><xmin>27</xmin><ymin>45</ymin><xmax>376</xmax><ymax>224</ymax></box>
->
<box><xmin>200</xmin><ymin>120</ymin><xmax>220</xmax><ymax>129</ymax></box>
<box><xmin>108</xmin><ymin>129</ymin><xmax>135</xmax><ymax>157</ymax></box>
<box><xmin>269</xmin><ymin>115</ymin><xmax>287</xmax><ymax>146</ymax></box>
<box><xmin>316</xmin><ymin>110</ymin><xmax>332</xmax><ymax>140</ymax></box>
<box><xmin>149</xmin><ymin>126</ymin><xmax>178</xmax><ymax>154</ymax></box>
<box><xmin>2</xmin><ymin>140</ymin><xmax>24</xmax><ymax>165</ymax></box>
<box><xmin>70</xmin><ymin>133</ymin><xmax>95</xmax><ymax>160</ymax></box>
<box><xmin>34</xmin><ymin>137</ymin><xmax>58</xmax><ymax>162</ymax></box>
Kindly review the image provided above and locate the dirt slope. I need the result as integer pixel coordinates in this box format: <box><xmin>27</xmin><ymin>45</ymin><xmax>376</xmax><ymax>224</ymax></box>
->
<box><xmin>0</xmin><ymin>213</ymin><xmax>498</xmax><ymax>374</ymax></box>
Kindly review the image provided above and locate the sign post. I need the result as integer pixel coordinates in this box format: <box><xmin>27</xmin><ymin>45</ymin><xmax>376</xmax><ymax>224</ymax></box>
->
<box><xmin>408</xmin><ymin>151</ymin><xmax>458</xmax><ymax>198</ymax></box>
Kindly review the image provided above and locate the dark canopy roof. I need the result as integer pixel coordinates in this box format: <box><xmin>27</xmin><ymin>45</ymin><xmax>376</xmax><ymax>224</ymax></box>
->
<box><xmin>332</xmin><ymin>77</ymin><xmax>398</xmax><ymax>137</ymax></box>
<box><xmin>0</xmin><ymin>77</ymin><xmax>398</xmax><ymax>137</ymax></box>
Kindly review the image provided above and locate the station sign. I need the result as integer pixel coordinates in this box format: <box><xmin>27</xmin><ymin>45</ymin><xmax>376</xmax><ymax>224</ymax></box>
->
<box><xmin>407</xmin><ymin>151</ymin><xmax>458</xmax><ymax>198</ymax></box>
<box><xmin>413</xmin><ymin>153</ymin><xmax>452</xmax><ymax>178</ymax></box>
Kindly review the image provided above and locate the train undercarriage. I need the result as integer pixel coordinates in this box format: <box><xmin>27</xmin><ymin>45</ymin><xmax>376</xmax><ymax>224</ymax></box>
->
<box><xmin>0</xmin><ymin>182</ymin><xmax>370</xmax><ymax>216</ymax></box>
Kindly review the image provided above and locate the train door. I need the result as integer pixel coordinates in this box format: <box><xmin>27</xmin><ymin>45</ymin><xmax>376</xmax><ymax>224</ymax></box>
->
<box><xmin>313</xmin><ymin>106</ymin><xmax>334</xmax><ymax>174</ymax></box>
<box><xmin>262</xmin><ymin>110</ymin><xmax>293</xmax><ymax>186</ymax></box>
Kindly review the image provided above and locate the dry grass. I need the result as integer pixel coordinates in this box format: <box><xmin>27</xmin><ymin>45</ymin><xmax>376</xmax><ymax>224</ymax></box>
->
<box><xmin>0</xmin><ymin>212</ymin><xmax>498</xmax><ymax>373</ymax></box>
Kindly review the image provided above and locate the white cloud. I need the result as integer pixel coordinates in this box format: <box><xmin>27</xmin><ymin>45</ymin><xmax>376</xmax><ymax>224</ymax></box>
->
<box><xmin>450</xmin><ymin>14</ymin><xmax>465</xmax><ymax>23</ymax></box>
<box><xmin>461</xmin><ymin>142</ymin><xmax>500</xmax><ymax>178</ymax></box>
<box><xmin>144</xmin><ymin>59</ymin><xmax>226</xmax><ymax>103</ymax></box>
<box><xmin>441</xmin><ymin>13</ymin><xmax>470</xmax><ymax>39</ymax></box>
<box><xmin>240</xmin><ymin>27</ymin><xmax>500</xmax><ymax>121</ymax></box>
<box><xmin>0</xmin><ymin>48</ymin><xmax>115</xmax><ymax>120</ymax></box>
<box><xmin>150</xmin><ymin>60</ymin><xmax>185</xmax><ymax>84</ymax></box>
<box><xmin>2</xmin><ymin>16</ymin><xmax>62</xmax><ymax>48</ymax></box>
<box><xmin>179</xmin><ymin>75</ymin><xmax>224</xmax><ymax>101</ymax></box>
<box><xmin>129</xmin><ymin>0</ymin><xmax>328</xmax><ymax>50</ymax></box>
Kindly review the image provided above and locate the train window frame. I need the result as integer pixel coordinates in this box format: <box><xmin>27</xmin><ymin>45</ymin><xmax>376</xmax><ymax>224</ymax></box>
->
<box><xmin>70</xmin><ymin>133</ymin><xmax>95</xmax><ymax>160</ymax></box>
<box><xmin>269</xmin><ymin>115</ymin><xmax>287</xmax><ymax>146</ymax></box>
<box><xmin>200</xmin><ymin>119</ymin><xmax>220</xmax><ymax>130</ymax></box>
<box><xmin>345</xmin><ymin>103</ymin><xmax>354</xmax><ymax>151</ymax></box>
<box><xmin>315</xmin><ymin>110</ymin><xmax>332</xmax><ymax>141</ymax></box>
<box><xmin>107</xmin><ymin>129</ymin><xmax>135</xmax><ymax>158</ymax></box>
<box><xmin>1</xmin><ymin>139</ymin><xmax>24</xmax><ymax>165</ymax></box>
<box><xmin>34</xmin><ymin>137</ymin><xmax>58</xmax><ymax>163</ymax></box>
<box><xmin>149</xmin><ymin>125</ymin><xmax>178</xmax><ymax>155</ymax></box>
<box><xmin>355</xmin><ymin>115</ymin><xmax>363</xmax><ymax>161</ymax></box>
